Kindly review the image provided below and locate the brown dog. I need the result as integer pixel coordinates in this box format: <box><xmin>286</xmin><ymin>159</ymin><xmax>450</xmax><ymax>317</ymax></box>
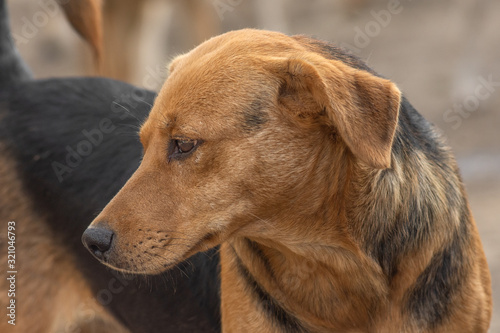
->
<box><xmin>83</xmin><ymin>29</ymin><xmax>492</xmax><ymax>332</ymax></box>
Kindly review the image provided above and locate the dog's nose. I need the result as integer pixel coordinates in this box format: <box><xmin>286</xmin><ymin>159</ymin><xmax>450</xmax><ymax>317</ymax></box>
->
<box><xmin>82</xmin><ymin>227</ymin><xmax>114</xmax><ymax>260</ymax></box>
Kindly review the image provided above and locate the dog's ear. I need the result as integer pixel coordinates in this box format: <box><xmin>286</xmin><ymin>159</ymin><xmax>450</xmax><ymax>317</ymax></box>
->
<box><xmin>266</xmin><ymin>56</ymin><xmax>401</xmax><ymax>169</ymax></box>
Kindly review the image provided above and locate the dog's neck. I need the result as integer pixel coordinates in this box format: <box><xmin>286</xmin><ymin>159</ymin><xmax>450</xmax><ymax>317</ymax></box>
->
<box><xmin>222</xmin><ymin>233</ymin><xmax>387</xmax><ymax>331</ymax></box>
<box><xmin>221</xmin><ymin>150</ymin><xmax>390</xmax><ymax>332</ymax></box>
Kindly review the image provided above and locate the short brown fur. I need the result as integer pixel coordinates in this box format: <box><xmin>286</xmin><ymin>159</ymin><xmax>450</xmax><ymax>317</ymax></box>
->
<box><xmin>88</xmin><ymin>29</ymin><xmax>492</xmax><ymax>332</ymax></box>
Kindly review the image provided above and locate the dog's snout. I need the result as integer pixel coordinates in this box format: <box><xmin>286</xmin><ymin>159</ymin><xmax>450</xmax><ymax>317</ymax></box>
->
<box><xmin>82</xmin><ymin>226</ymin><xmax>114</xmax><ymax>260</ymax></box>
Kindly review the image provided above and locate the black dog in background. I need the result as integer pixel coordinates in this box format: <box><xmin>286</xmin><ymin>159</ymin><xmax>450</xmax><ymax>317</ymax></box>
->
<box><xmin>0</xmin><ymin>1</ymin><xmax>219</xmax><ymax>332</ymax></box>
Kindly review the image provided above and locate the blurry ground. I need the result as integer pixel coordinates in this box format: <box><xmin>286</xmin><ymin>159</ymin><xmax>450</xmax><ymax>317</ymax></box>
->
<box><xmin>8</xmin><ymin>0</ymin><xmax>500</xmax><ymax>329</ymax></box>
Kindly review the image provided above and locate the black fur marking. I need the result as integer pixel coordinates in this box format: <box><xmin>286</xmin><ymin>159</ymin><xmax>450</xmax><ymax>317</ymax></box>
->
<box><xmin>364</xmin><ymin>100</ymin><xmax>436</xmax><ymax>279</ymax></box>
<box><xmin>374</xmin><ymin>193</ymin><xmax>435</xmax><ymax>280</ymax></box>
<box><xmin>232</xmin><ymin>247</ymin><xmax>307</xmax><ymax>333</ymax></box>
<box><xmin>243</xmin><ymin>99</ymin><xmax>268</xmax><ymax>131</ymax></box>
<box><xmin>244</xmin><ymin>238</ymin><xmax>276</xmax><ymax>280</ymax></box>
<box><xmin>366</xmin><ymin>98</ymin><xmax>464</xmax><ymax>281</ymax></box>
<box><xmin>294</xmin><ymin>36</ymin><xmax>376</xmax><ymax>75</ymax></box>
<box><xmin>405</xmin><ymin>208</ymin><xmax>471</xmax><ymax>328</ymax></box>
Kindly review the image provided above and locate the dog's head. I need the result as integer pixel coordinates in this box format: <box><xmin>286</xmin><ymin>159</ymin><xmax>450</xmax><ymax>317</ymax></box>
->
<box><xmin>82</xmin><ymin>29</ymin><xmax>400</xmax><ymax>274</ymax></box>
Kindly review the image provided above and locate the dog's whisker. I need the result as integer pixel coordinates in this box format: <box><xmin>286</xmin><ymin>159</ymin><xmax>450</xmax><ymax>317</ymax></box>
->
<box><xmin>112</xmin><ymin>101</ymin><xmax>142</xmax><ymax>121</ymax></box>
<box><xmin>135</xmin><ymin>98</ymin><xmax>153</xmax><ymax>108</ymax></box>
<box><xmin>117</xmin><ymin>123</ymin><xmax>142</xmax><ymax>131</ymax></box>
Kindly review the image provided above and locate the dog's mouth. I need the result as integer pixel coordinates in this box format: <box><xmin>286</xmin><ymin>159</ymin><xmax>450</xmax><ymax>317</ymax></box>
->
<box><xmin>101</xmin><ymin>231</ymin><xmax>222</xmax><ymax>274</ymax></box>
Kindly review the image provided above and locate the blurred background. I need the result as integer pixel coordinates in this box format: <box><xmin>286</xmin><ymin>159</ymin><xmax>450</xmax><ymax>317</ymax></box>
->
<box><xmin>7</xmin><ymin>0</ymin><xmax>500</xmax><ymax>329</ymax></box>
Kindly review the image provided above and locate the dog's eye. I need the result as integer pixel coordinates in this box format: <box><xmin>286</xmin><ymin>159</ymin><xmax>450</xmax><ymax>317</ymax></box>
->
<box><xmin>177</xmin><ymin>140</ymin><xmax>196</xmax><ymax>153</ymax></box>
<box><xmin>168</xmin><ymin>139</ymin><xmax>200</xmax><ymax>161</ymax></box>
